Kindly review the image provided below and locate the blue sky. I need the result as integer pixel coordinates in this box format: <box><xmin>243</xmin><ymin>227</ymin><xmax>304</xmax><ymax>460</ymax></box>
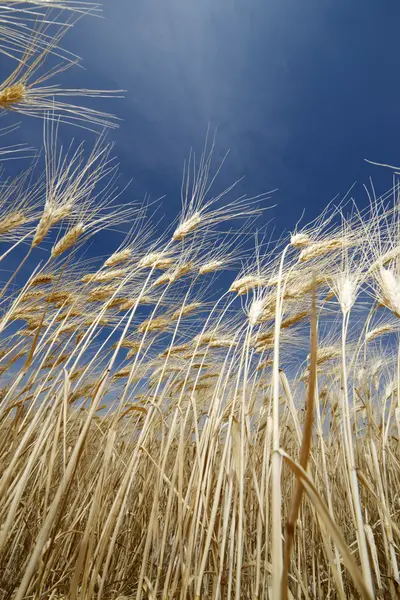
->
<box><xmin>0</xmin><ymin>0</ymin><xmax>399</xmax><ymax>379</ymax></box>
<box><xmin>3</xmin><ymin>0</ymin><xmax>400</xmax><ymax>241</ymax></box>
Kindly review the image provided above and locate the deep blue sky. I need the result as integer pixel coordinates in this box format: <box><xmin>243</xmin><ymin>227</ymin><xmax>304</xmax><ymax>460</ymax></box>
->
<box><xmin>3</xmin><ymin>0</ymin><xmax>400</xmax><ymax>241</ymax></box>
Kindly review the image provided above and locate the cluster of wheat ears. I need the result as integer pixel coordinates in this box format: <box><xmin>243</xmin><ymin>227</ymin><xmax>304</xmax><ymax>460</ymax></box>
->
<box><xmin>0</xmin><ymin>3</ymin><xmax>399</xmax><ymax>600</ymax></box>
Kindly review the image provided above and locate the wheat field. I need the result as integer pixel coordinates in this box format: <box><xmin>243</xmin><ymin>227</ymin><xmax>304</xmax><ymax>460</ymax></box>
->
<box><xmin>0</xmin><ymin>3</ymin><xmax>399</xmax><ymax>600</ymax></box>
